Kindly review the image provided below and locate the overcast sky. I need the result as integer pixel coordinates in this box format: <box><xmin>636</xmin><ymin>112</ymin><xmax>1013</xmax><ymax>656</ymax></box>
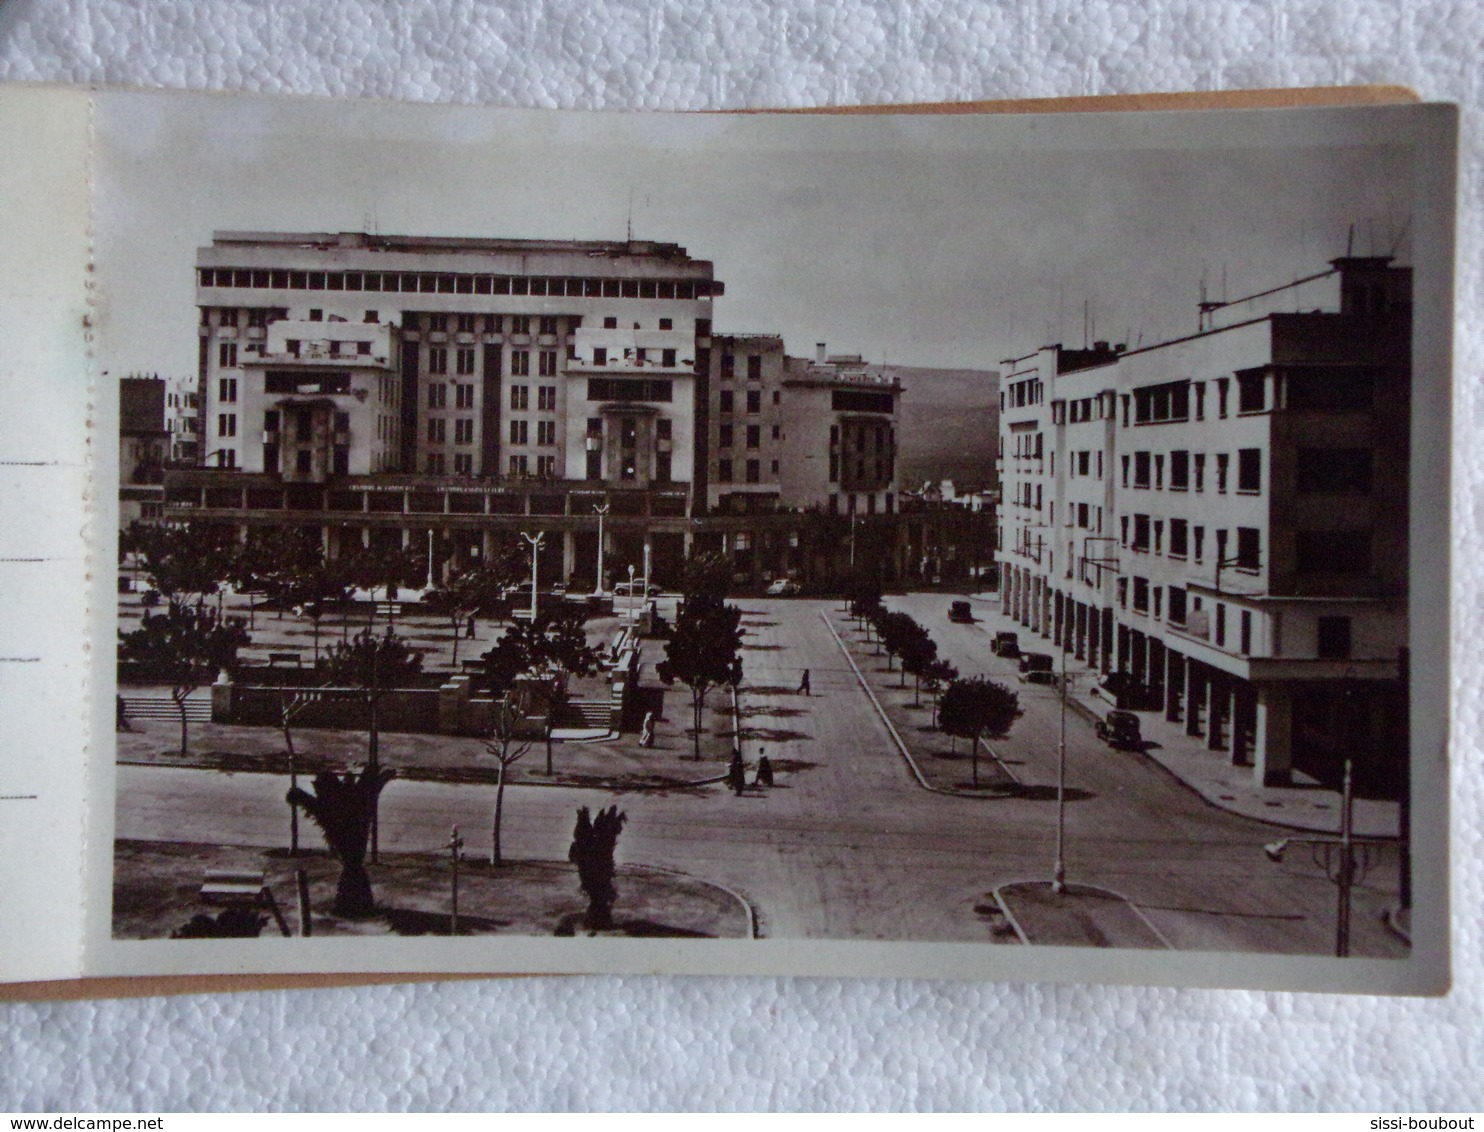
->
<box><xmin>93</xmin><ymin>92</ymin><xmax>1421</xmax><ymax>379</ymax></box>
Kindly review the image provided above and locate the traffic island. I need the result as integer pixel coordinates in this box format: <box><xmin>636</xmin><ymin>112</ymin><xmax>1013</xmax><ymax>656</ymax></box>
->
<box><xmin>823</xmin><ymin>611</ymin><xmax>1017</xmax><ymax>797</ymax></box>
<box><xmin>993</xmin><ymin>881</ymin><xmax>1170</xmax><ymax>949</ymax></box>
<box><xmin>115</xmin><ymin>706</ymin><xmax>739</xmax><ymax>794</ymax></box>
<box><xmin>113</xmin><ymin>839</ymin><xmax>753</xmax><ymax>940</ymax></box>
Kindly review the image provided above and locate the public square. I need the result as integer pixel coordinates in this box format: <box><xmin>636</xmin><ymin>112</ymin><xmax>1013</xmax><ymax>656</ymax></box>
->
<box><xmin>114</xmin><ymin>590</ymin><xmax>1407</xmax><ymax>956</ymax></box>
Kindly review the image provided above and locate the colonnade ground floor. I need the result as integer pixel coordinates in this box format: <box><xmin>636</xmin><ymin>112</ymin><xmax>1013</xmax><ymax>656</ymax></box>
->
<box><xmin>998</xmin><ymin>562</ymin><xmax>1408</xmax><ymax>800</ymax></box>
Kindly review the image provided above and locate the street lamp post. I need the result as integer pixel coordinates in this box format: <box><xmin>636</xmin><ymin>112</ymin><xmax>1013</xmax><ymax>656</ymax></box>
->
<box><xmin>642</xmin><ymin>539</ymin><xmax>652</xmax><ymax>622</ymax></box>
<box><xmin>593</xmin><ymin>502</ymin><xmax>610</xmax><ymax>596</ymax></box>
<box><xmin>626</xmin><ymin>564</ymin><xmax>636</xmax><ymax>625</ymax></box>
<box><xmin>521</xmin><ymin>531</ymin><xmax>545</xmax><ymax>620</ymax></box>
<box><xmin>1053</xmin><ymin>645</ymin><xmax>1070</xmax><ymax>894</ymax></box>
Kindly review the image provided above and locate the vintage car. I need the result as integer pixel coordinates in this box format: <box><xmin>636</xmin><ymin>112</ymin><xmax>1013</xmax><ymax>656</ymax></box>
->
<box><xmin>1095</xmin><ymin>709</ymin><xmax>1143</xmax><ymax>749</ymax></box>
<box><xmin>1090</xmin><ymin>671</ymin><xmax>1158</xmax><ymax>711</ymax></box>
<box><xmin>948</xmin><ymin>600</ymin><xmax>973</xmax><ymax>623</ymax></box>
<box><xmin>1016</xmin><ymin>652</ymin><xmax>1056</xmax><ymax>684</ymax></box>
<box><xmin>991</xmin><ymin>631</ymin><xmax>1020</xmax><ymax>658</ymax></box>
<box><xmin>766</xmin><ymin>578</ymin><xmax>801</xmax><ymax>596</ymax></box>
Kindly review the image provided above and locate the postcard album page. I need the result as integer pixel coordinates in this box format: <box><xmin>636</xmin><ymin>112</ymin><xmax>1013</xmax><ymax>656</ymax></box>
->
<box><xmin>0</xmin><ymin>85</ymin><xmax>1457</xmax><ymax>994</ymax></box>
<box><xmin>0</xmin><ymin>85</ymin><xmax>94</xmax><ymax>982</ymax></box>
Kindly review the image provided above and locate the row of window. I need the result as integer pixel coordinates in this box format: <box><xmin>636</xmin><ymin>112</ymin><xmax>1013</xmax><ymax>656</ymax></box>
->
<box><xmin>1123</xmin><ymin>449</ymin><xmax>1259</xmax><ymax>493</ymax></box>
<box><xmin>506</xmin><ymin>385</ymin><xmax>558</xmax><ymax>412</ymax></box>
<box><xmin>716</xmin><ymin>459</ymin><xmax>776</xmax><ymax>484</ymax></box>
<box><xmin>718</xmin><ymin>389</ymin><xmax>780</xmax><ymax>414</ymax></box>
<box><xmin>1122</xmin><ymin>516</ymin><xmax>1261</xmax><ymax>571</ymax></box>
<box><xmin>717</xmin><ymin>424</ymin><xmax>780</xmax><ymax>449</ymax></box>
<box><xmin>425</xmin><ymin>453</ymin><xmax>479</xmax><ymax>476</ymax></box>
<box><xmin>589</xmin><ymin>346</ymin><xmax>678</xmax><ymax>367</ymax></box>
<box><xmin>829</xmin><ymin>454</ymin><xmax>892</xmax><ymax>484</ymax></box>
<box><xmin>416</xmin><ymin>313</ymin><xmax>562</xmax><ymax>335</ymax></box>
<box><xmin>718</xmin><ymin>354</ymin><xmax>765</xmax><ymax>380</ymax></box>
<box><xmin>201</xmin><ymin>267</ymin><xmax>720</xmax><ymax>300</ymax></box>
<box><xmin>428</xmin><ymin>383</ymin><xmax>478</xmax><ymax>410</ymax></box>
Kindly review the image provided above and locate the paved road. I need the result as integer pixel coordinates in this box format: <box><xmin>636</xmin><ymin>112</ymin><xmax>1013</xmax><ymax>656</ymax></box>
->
<box><xmin>116</xmin><ymin>597</ymin><xmax>1406</xmax><ymax>956</ymax></box>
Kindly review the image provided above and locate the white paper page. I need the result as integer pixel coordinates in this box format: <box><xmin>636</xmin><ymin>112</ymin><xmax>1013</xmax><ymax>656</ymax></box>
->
<box><xmin>0</xmin><ymin>85</ymin><xmax>93</xmax><ymax>981</ymax></box>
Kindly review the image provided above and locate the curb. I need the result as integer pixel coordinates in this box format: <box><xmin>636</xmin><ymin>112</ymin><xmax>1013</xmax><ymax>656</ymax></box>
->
<box><xmin>627</xmin><ymin>862</ymin><xmax>759</xmax><ymax>940</ymax></box>
<box><xmin>992</xmin><ymin>879</ymin><xmax>1174</xmax><ymax>950</ymax></box>
<box><xmin>119</xmin><ymin>757</ymin><xmax>732</xmax><ymax>795</ymax></box>
<box><xmin>819</xmin><ymin>610</ymin><xmax>1017</xmax><ymax>799</ymax></box>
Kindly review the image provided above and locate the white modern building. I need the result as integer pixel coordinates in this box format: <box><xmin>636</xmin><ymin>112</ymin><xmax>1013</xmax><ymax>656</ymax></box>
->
<box><xmin>998</xmin><ymin>257</ymin><xmax>1411</xmax><ymax>797</ymax></box>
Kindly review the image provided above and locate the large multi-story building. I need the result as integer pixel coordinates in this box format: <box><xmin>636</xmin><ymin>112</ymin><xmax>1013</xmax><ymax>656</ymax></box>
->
<box><xmin>700</xmin><ymin>337</ymin><xmax>901</xmax><ymax>517</ymax></box>
<box><xmin>169</xmin><ymin>231</ymin><xmax>721</xmax><ymax>584</ymax></box>
<box><xmin>119</xmin><ymin>375</ymin><xmax>168</xmax><ymax>527</ymax></box>
<box><xmin>163</xmin><ymin>230</ymin><xmax>956</xmax><ymax>588</ymax></box>
<box><xmin>997</xmin><ymin>257</ymin><xmax>1411</xmax><ymax>797</ymax></box>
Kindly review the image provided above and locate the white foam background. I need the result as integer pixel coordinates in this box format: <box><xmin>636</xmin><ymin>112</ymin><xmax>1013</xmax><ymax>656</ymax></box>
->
<box><xmin>0</xmin><ymin>0</ymin><xmax>1480</xmax><ymax>1112</ymax></box>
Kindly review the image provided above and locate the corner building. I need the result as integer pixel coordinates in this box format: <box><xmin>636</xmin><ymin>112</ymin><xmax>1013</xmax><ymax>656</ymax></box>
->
<box><xmin>998</xmin><ymin>258</ymin><xmax>1411</xmax><ymax>797</ymax></box>
<box><xmin>176</xmin><ymin>231</ymin><xmax>721</xmax><ymax>585</ymax></box>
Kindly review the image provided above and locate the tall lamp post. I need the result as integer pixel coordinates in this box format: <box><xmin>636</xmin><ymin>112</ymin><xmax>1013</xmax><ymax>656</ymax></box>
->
<box><xmin>626</xmin><ymin>564</ymin><xmax>636</xmax><ymax>625</ymax></box>
<box><xmin>592</xmin><ymin>502</ymin><xmax>610</xmax><ymax>596</ymax></box>
<box><xmin>1053</xmin><ymin>645</ymin><xmax>1071</xmax><ymax>894</ymax></box>
<box><xmin>521</xmin><ymin>531</ymin><xmax>544</xmax><ymax>620</ymax></box>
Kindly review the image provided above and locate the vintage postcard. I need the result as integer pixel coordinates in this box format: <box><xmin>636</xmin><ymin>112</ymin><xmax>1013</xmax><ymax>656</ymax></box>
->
<box><xmin>0</xmin><ymin>85</ymin><xmax>1456</xmax><ymax>993</ymax></box>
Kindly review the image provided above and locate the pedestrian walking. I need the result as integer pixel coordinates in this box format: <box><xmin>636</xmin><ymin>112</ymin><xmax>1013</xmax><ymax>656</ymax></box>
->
<box><xmin>465</xmin><ymin>613</ymin><xmax>476</xmax><ymax>639</ymax></box>
<box><xmin>115</xmin><ymin>694</ymin><xmax>130</xmax><ymax>732</ymax></box>
<box><xmin>798</xmin><ymin>668</ymin><xmax>811</xmax><ymax>696</ymax></box>
<box><xmin>755</xmin><ymin>754</ymin><xmax>774</xmax><ymax>788</ymax></box>
<box><xmin>727</xmin><ymin>750</ymin><xmax>746</xmax><ymax>796</ymax></box>
<box><xmin>640</xmin><ymin>711</ymin><xmax>655</xmax><ymax>748</ymax></box>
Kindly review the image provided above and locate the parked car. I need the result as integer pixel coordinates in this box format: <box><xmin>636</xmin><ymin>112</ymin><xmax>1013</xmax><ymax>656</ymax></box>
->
<box><xmin>991</xmin><ymin>631</ymin><xmax>1020</xmax><ymax>658</ymax></box>
<box><xmin>1090</xmin><ymin>671</ymin><xmax>1156</xmax><ymax>711</ymax></box>
<box><xmin>612</xmin><ymin>582</ymin><xmax>660</xmax><ymax>598</ymax></box>
<box><xmin>948</xmin><ymin>600</ymin><xmax>973</xmax><ymax>623</ymax></box>
<box><xmin>1016</xmin><ymin>653</ymin><xmax>1055</xmax><ymax>684</ymax></box>
<box><xmin>766</xmin><ymin>578</ymin><xmax>800</xmax><ymax>596</ymax></box>
<box><xmin>1095</xmin><ymin>709</ymin><xmax>1143</xmax><ymax>749</ymax></box>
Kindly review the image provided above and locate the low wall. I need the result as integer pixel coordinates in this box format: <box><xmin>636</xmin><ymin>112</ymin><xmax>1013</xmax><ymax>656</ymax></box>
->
<box><xmin>213</xmin><ymin>681</ymin><xmax>440</xmax><ymax>733</ymax></box>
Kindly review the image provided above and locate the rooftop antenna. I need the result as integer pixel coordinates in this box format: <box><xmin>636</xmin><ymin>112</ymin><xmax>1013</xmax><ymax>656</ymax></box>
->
<box><xmin>626</xmin><ymin>189</ymin><xmax>634</xmax><ymax>243</ymax></box>
<box><xmin>1082</xmin><ymin>299</ymin><xmax>1089</xmax><ymax>349</ymax></box>
<box><xmin>1346</xmin><ymin>222</ymin><xmax>1356</xmax><ymax>257</ymax></box>
<box><xmin>1387</xmin><ymin>214</ymin><xmax>1413</xmax><ymax>258</ymax></box>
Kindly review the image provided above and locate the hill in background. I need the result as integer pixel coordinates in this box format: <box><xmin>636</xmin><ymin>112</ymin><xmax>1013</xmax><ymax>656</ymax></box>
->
<box><xmin>885</xmin><ymin>365</ymin><xmax>999</xmax><ymax>493</ymax></box>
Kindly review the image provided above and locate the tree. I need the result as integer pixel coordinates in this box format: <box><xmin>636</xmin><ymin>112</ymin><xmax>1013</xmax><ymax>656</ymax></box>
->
<box><xmin>484</xmin><ymin>699</ymin><xmax>531</xmax><ymax>866</ymax></box>
<box><xmin>130</xmin><ymin>522</ymin><xmax>237</xmax><ymax>610</ymax></box>
<box><xmin>921</xmin><ymin>658</ymin><xmax>960</xmax><ymax>727</ymax></box>
<box><xmin>287</xmin><ymin>766</ymin><xmax>397</xmax><ymax>917</ymax></box>
<box><xmin>340</xmin><ymin>544</ymin><xmax>425</xmax><ymax>630</ymax></box>
<box><xmin>656</xmin><ymin>593</ymin><xmax>744</xmax><ymax>760</ymax></box>
<box><xmin>876</xmin><ymin>610</ymin><xmax>924</xmax><ymax>674</ymax></box>
<box><xmin>117</xmin><ymin>602</ymin><xmax>249</xmax><ymax>754</ymax></box>
<box><xmin>422</xmin><ymin>560</ymin><xmax>519</xmax><ymax>667</ymax></box>
<box><xmin>939</xmin><ymin>676</ymin><xmax>1023</xmax><ymax>788</ymax></box>
<box><xmin>679</xmin><ymin>551</ymin><xmax>732</xmax><ymax>601</ymax></box>
<box><xmin>289</xmin><ymin>562</ymin><xmax>355</xmax><ymax>665</ymax></box>
<box><xmin>232</xmin><ymin>527</ymin><xmax>321</xmax><ymax>628</ymax></box>
<box><xmin>323</xmin><ymin>628</ymin><xmax>423</xmax><ymax>859</ymax></box>
<box><xmin>841</xmin><ymin>567</ymin><xmax>883</xmax><ymax>618</ymax></box>
<box><xmin>568</xmin><ymin>805</ymin><xmax>627</xmax><ymax>931</ymax></box>
<box><xmin>900</xmin><ymin>630</ymin><xmax>940</xmax><ymax>701</ymax></box>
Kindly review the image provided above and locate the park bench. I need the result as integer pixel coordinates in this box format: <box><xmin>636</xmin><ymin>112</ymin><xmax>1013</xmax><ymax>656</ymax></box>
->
<box><xmin>267</xmin><ymin>651</ymin><xmax>301</xmax><ymax>666</ymax></box>
<box><xmin>199</xmin><ymin>869</ymin><xmax>291</xmax><ymax>937</ymax></box>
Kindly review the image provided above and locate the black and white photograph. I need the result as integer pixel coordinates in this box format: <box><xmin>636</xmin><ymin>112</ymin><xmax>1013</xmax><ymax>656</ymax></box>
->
<box><xmin>0</xmin><ymin>85</ymin><xmax>1456</xmax><ymax>993</ymax></box>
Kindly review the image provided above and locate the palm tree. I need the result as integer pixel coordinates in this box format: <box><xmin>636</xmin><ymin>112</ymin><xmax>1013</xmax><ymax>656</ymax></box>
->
<box><xmin>287</xmin><ymin>766</ymin><xmax>396</xmax><ymax>917</ymax></box>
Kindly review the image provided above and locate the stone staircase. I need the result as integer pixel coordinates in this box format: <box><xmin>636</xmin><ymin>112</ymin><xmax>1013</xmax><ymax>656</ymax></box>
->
<box><xmin>120</xmin><ymin>694</ymin><xmax>212</xmax><ymax>723</ymax></box>
<box><xmin>555</xmin><ymin>699</ymin><xmax>613</xmax><ymax>729</ymax></box>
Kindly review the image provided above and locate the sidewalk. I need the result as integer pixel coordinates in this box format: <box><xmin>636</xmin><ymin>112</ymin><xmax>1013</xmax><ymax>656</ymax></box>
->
<box><xmin>965</xmin><ymin>593</ymin><xmax>1400</xmax><ymax>838</ymax></box>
